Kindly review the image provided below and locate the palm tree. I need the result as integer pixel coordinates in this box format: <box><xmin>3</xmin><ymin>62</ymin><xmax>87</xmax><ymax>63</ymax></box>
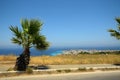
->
<box><xmin>10</xmin><ymin>19</ymin><xmax>49</xmax><ymax>71</ymax></box>
<box><xmin>108</xmin><ymin>18</ymin><xmax>120</xmax><ymax>40</ymax></box>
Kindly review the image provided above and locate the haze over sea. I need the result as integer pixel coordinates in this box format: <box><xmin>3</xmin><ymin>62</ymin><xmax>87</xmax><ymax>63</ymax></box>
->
<box><xmin>0</xmin><ymin>46</ymin><xmax>120</xmax><ymax>56</ymax></box>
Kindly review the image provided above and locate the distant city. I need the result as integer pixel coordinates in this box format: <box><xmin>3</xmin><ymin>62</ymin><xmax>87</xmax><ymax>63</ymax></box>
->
<box><xmin>62</xmin><ymin>49</ymin><xmax>120</xmax><ymax>55</ymax></box>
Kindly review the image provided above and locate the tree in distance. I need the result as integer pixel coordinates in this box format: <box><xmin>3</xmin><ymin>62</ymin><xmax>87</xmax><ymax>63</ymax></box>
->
<box><xmin>10</xmin><ymin>19</ymin><xmax>49</xmax><ymax>71</ymax></box>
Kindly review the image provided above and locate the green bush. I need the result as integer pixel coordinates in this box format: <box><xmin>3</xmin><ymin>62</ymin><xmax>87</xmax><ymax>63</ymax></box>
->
<box><xmin>56</xmin><ymin>70</ymin><xmax>62</xmax><ymax>73</ymax></box>
<box><xmin>89</xmin><ymin>68</ymin><xmax>94</xmax><ymax>71</ymax></box>
<box><xmin>78</xmin><ymin>67</ymin><xmax>87</xmax><ymax>71</ymax></box>
<box><xmin>64</xmin><ymin>69</ymin><xmax>71</xmax><ymax>73</ymax></box>
<box><xmin>7</xmin><ymin>67</ymin><xmax>14</xmax><ymax>71</ymax></box>
<box><xmin>26</xmin><ymin>67</ymin><xmax>33</xmax><ymax>74</ymax></box>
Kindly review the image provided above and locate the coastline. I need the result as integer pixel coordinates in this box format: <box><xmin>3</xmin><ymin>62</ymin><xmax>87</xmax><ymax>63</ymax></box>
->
<box><xmin>0</xmin><ymin>47</ymin><xmax>120</xmax><ymax>56</ymax></box>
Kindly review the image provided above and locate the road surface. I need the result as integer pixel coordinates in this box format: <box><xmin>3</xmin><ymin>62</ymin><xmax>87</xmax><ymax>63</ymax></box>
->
<box><xmin>1</xmin><ymin>64</ymin><xmax>120</xmax><ymax>72</ymax></box>
<box><xmin>0</xmin><ymin>71</ymin><xmax>120</xmax><ymax>80</ymax></box>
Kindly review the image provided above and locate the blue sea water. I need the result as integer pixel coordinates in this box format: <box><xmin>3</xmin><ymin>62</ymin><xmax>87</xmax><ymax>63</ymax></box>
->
<box><xmin>0</xmin><ymin>47</ymin><xmax>120</xmax><ymax>56</ymax></box>
<box><xmin>0</xmin><ymin>47</ymin><xmax>65</xmax><ymax>56</ymax></box>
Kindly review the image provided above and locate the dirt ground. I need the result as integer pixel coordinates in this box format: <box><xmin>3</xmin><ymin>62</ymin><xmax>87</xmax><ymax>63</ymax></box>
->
<box><xmin>0</xmin><ymin>61</ymin><xmax>15</xmax><ymax>71</ymax></box>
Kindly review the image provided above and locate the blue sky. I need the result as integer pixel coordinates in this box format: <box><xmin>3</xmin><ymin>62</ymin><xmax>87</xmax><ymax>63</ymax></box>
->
<box><xmin>0</xmin><ymin>0</ymin><xmax>120</xmax><ymax>48</ymax></box>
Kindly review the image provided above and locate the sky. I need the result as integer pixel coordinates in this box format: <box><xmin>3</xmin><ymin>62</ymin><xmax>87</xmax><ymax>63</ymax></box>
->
<box><xmin>0</xmin><ymin>0</ymin><xmax>120</xmax><ymax>49</ymax></box>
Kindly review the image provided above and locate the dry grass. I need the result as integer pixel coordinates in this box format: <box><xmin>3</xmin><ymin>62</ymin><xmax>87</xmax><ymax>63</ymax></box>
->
<box><xmin>0</xmin><ymin>54</ymin><xmax>120</xmax><ymax>65</ymax></box>
<box><xmin>0</xmin><ymin>55</ymin><xmax>16</xmax><ymax>61</ymax></box>
<box><xmin>30</xmin><ymin>54</ymin><xmax>120</xmax><ymax>65</ymax></box>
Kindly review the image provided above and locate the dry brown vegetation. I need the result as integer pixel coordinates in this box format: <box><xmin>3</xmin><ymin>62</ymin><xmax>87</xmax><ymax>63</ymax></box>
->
<box><xmin>30</xmin><ymin>54</ymin><xmax>120</xmax><ymax>65</ymax></box>
<box><xmin>0</xmin><ymin>54</ymin><xmax>120</xmax><ymax>65</ymax></box>
<box><xmin>0</xmin><ymin>55</ymin><xmax>16</xmax><ymax>61</ymax></box>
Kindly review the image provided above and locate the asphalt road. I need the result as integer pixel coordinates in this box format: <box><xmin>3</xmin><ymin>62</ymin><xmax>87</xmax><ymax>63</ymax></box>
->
<box><xmin>0</xmin><ymin>71</ymin><xmax>120</xmax><ymax>80</ymax></box>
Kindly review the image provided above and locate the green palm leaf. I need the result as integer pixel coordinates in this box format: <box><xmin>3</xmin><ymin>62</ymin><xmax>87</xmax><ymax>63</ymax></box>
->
<box><xmin>11</xmin><ymin>37</ymin><xmax>22</xmax><ymax>45</ymax></box>
<box><xmin>9</xmin><ymin>26</ymin><xmax>22</xmax><ymax>39</ymax></box>
<box><xmin>108</xmin><ymin>18</ymin><xmax>120</xmax><ymax>40</ymax></box>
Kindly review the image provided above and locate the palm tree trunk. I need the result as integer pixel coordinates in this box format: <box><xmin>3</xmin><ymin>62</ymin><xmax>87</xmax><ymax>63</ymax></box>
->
<box><xmin>23</xmin><ymin>47</ymin><xmax>30</xmax><ymax>66</ymax></box>
<box><xmin>14</xmin><ymin>47</ymin><xmax>30</xmax><ymax>71</ymax></box>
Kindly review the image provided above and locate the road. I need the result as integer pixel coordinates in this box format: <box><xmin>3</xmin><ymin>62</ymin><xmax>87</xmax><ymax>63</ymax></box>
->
<box><xmin>0</xmin><ymin>71</ymin><xmax>120</xmax><ymax>80</ymax></box>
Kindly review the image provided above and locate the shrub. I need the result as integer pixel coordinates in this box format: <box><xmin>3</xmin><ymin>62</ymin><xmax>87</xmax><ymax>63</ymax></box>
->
<box><xmin>78</xmin><ymin>67</ymin><xmax>87</xmax><ymax>71</ymax></box>
<box><xmin>89</xmin><ymin>68</ymin><xmax>94</xmax><ymax>71</ymax></box>
<box><xmin>64</xmin><ymin>69</ymin><xmax>71</xmax><ymax>73</ymax></box>
<box><xmin>26</xmin><ymin>67</ymin><xmax>33</xmax><ymax>74</ymax></box>
<box><xmin>56</xmin><ymin>70</ymin><xmax>62</xmax><ymax>73</ymax></box>
<box><xmin>7</xmin><ymin>67</ymin><xmax>14</xmax><ymax>71</ymax></box>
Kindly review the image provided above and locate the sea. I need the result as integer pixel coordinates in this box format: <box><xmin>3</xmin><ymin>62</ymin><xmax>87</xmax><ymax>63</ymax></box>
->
<box><xmin>0</xmin><ymin>47</ymin><xmax>120</xmax><ymax>56</ymax></box>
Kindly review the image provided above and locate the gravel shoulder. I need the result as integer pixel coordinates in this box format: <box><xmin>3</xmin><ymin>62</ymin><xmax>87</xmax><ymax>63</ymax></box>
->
<box><xmin>0</xmin><ymin>64</ymin><xmax>120</xmax><ymax>72</ymax></box>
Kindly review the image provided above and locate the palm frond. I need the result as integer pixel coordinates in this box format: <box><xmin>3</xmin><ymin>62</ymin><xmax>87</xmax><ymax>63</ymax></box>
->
<box><xmin>29</xmin><ymin>19</ymin><xmax>43</xmax><ymax>35</ymax></box>
<box><xmin>21</xmin><ymin>19</ymin><xmax>29</xmax><ymax>31</ymax></box>
<box><xmin>32</xmin><ymin>35</ymin><xmax>49</xmax><ymax>50</ymax></box>
<box><xmin>116</xmin><ymin>18</ymin><xmax>120</xmax><ymax>24</ymax></box>
<box><xmin>35</xmin><ymin>40</ymin><xmax>50</xmax><ymax>50</ymax></box>
<box><xmin>110</xmin><ymin>33</ymin><xmax>115</xmax><ymax>36</ymax></box>
<box><xmin>109</xmin><ymin>30</ymin><xmax>120</xmax><ymax>39</ymax></box>
<box><xmin>117</xmin><ymin>25</ymin><xmax>120</xmax><ymax>31</ymax></box>
<box><xmin>116</xmin><ymin>36</ymin><xmax>120</xmax><ymax>40</ymax></box>
<box><xmin>108</xmin><ymin>29</ymin><xmax>115</xmax><ymax>32</ymax></box>
<box><xmin>11</xmin><ymin>37</ymin><xmax>22</xmax><ymax>45</ymax></box>
<box><xmin>9</xmin><ymin>26</ymin><xmax>22</xmax><ymax>39</ymax></box>
<box><xmin>35</xmin><ymin>42</ymin><xmax>49</xmax><ymax>50</ymax></box>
